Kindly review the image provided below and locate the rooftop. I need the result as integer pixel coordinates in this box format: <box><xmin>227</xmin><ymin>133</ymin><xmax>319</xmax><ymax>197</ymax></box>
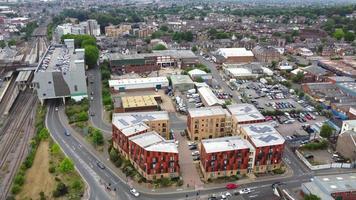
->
<box><xmin>198</xmin><ymin>87</ymin><xmax>224</xmax><ymax>106</ymax></box>
<box><xmin>327</xmin><ymin>76</ymin><xmax>355</xmax><ymax>83</ymax></box>
<box><xmin>170</xmin><ymin>75</ymin><xmax>194</xmax><ymax>84</ymax></box>
<box><xmin>241</xmin><ymin>124</ymin><xmax>285</xmax><ymax>147</ymax></box>
<box><xmin>129</xmin><ymin>131</ymin><xmax>178</xmax><ymax>153</ymax></box>
<box><xmin>216</xmin><ymin>48</ymin><xmax>254</xmax><ymax>58</ymax></box>
<box><xmin>112</xmin><ymin>111</ymin><xmax>169</xmax><ymax>130</ymax></box>
<box><xmin>201</xmin><ymin>136</ymin><xmax>254</xmax><ymax>153</ymax></box>
<box><xmin>36</xmin><ymin>44</ymin><xmax>82</xmax><ymax>73</ymax></box>
<box><xmin>110</xmin><ymin>49</ymin><xmax>197</xmax><ymax>60</ymax></box>
<box><xmin>121</xmin><ymin>95</ymin><xmax>159</xmax><ymax>109</ymax></box>
<box><xmin>108</xmin><ymin>77</ymin><xmax>168</xmax><ymax>87</ymax></box>
<box><xmin>227</xmin><ymin>104</ymin><xmax>265</xmax><ymax>123</ymax></box>
<box><xmin>337</xmin><ymin>82</ymin><xmax>356</xmax><ymax>96</ymax></box>
<box><xmin>188</xmin><ymin>106</ymin><xmax>229</xmax><ymax>118</ymax></box>
<box><xmin>120</xmin><ymin>123</ymin><xmax>150</xmax><ymax>137</ymax></box>
<box><xmin>314</xmin><ymin>173</ymin><xmax>356</xmax><ymax>194</ymax></box>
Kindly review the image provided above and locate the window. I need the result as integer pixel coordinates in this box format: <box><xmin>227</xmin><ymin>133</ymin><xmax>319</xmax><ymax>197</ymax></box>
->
<box><xmin>74</xmin><ymin>85</ymin><xmax>78</xmax><ymax>91</ymax></box>
<box><xmin>170</xmin><ymin>156</ymin><xmax>174</xmax><ymax>161</ymax></box>
<box><xmin>152</xmin><ymin>157</ymin><xmax>157</xmax><ymax>163</ymax></box>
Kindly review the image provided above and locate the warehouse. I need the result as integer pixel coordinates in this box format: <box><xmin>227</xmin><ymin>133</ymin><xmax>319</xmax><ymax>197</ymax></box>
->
<box><xmin>170</xmin><ymin>75</ymin><xmax>194</xmax><ymax>91</ymax></box>
<box><xmin>214</xmin><ymin>48</ymin><xmax>254</xmax><ymax>64</ymax></box>
<box><xmin>198</xmin><ymin>86</ymin><xmax>224</xmax><ymax>107</ymax></box>
<box><xmin>109</xmin><ymin>77</ymin><xmax>169</xmax><ymax>92</ymax></box>
<box><xmin>223</xmin><ymin>63</ymin><xmax>273</xmax><ymax>79</ymax></box>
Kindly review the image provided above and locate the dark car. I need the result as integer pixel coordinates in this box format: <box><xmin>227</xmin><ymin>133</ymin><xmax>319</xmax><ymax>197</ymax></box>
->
<box><xmin>97</xmin><ymin>161</ymin><xmax>105</xmax><ymax>169</ymax></box>
<box><xmin>189</xmin><ymin>145</ymin><xmax>197</xmax><ymax>150</ymax></box>
<box><xmin>64</xmin><ymin>130</ymin><xmax>70</xmax><ymax>136</ymax></box>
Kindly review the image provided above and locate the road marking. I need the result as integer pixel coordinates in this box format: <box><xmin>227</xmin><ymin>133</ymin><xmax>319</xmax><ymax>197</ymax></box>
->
<box><xmin>249</xmin><ymin>194</ymin><xmax>259</xmax><ymax>198</ymax></box>
<box><xmin>176</xmin><ymin>188</ymin><xmax>183</xmax><ymax>191</ymax></box>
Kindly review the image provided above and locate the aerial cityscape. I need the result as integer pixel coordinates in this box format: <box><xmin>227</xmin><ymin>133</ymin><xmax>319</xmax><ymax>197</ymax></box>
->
<box><xmin>0</xmin><ymin>0</ymin><xmax>355</xmax><ymax>200</ymax></box>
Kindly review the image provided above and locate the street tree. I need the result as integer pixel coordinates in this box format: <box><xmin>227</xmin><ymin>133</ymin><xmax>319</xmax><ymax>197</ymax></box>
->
<box><xmin>333</xmin><ymin>29</ymin><xmax>345</xmax><ymax>40</ymax></box>
<box><xmin>84</xmin><ymin>45</ymin><xmax>99</xmax><ymax>68</ymax></box>
<box><xmin>320</xmin><ymin>123</ymin><xmax>333</xmax><ymax>139</ymax></box>
<box><xmin>304</xmin><ymin>194</ymin><xmax>321</xmax><ymax>200</ymax></box>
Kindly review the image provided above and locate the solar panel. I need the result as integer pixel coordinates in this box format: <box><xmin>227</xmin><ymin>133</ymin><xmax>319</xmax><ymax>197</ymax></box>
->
<box><xmin>258</xmin><ymin>135</ymin><xmax>279</xmax><ymax>143</ymax></box>
<box><xmin>250</xmin><ymin>125</ymin><xmax>272</xmax><ymax>133</ymax></box>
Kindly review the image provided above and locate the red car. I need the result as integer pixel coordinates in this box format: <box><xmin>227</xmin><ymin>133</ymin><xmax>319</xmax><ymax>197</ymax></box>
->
<box><xmin>226</xmin><ymin>183</ymin><xmax>239</xmax><ymax>189</ymax></box>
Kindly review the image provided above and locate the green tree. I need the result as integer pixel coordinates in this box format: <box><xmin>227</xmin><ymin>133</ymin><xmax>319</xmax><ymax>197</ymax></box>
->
<box><xmin>191</xmin><ymin>46</ymin><xmax>198</xmax><ymax>52</ymax></box>
<box><xmin>84</xmin><ymin>45</ymin><xmax>99</xmax><ymax>68</ymax></box>
<box><xmin>304</xmin><ymin>194</ymin><xmax>321</xmax><ymax>200</ymax></box>
<box><xmin>159</xmin><ymin>25</ymin><xmax>169</xmax><ymax>32</ymax></box>
<box><xmin>52</xmin><ymin>182</ymin><xmax>68</xmax><ymax>197</ymax></box>
<box><xmin>38</xmin><ymin>128</ymin><xmax>49</xmax><ymax>141</ymax></box>
<box><xmin>109</xmin><ymin>148</ymin><xmax>119</xmax><ymax>162</ymax></box>
<box><xmin>51</xmin><ymin>143</ymin><xmax>61</xmax><ymax>154</ymax></box>
<box><xmin>320</xmin><ymin>123</ymin><xmax>333</xmax><ymax>139</ymax></box>
<box><xmin>344</xmin><ymin>31</ymin><xmax>355</xmax><ymax>42</ymax></box>
<box><xmin>0</xmin><ymin>40</ymin><xmax>5</xmax><ymax>48</ymax></box>
<box><xmin>270</xmin><ymin>61</ymin><xmax>277</xmax><ymax>69</ymax></box>
<box><xmin>59</xmin><ymin>157</ymin><xmax>74</xmax><ymax>173</ymax></box>
<box><xmin>152</xmin><ymin>44</ymin><xmax>167</xmax><ymax>50</ymax></box>
<box><xmin>333</xmin><ymin>28</ymin><xmax>345</xmax><ymax>40</ymax></box>
<box><xmin>195</xmin><ymin>77</ymin><xmax>204</xmax><ymax>83</ymax></box>
<box><xmin>292</xmin><ymin>71</ymin><xmax>305</xmax><ymax>83</ymax></box>
<box><xmin>8</xmin><ymin>39</ymin><xmax>16</xmax><ymax>46</ymax></box>
<box><xmin>92</xmin><ymin>130</ymin><xmax>104</xmax><ymax>145</ymax></box>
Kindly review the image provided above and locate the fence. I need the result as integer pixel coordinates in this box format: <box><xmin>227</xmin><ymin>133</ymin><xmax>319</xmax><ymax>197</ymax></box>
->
<box><xmin>295</xmin><ymin>150</ymin><xmax>353</xmax><ymax>170</ymax></box>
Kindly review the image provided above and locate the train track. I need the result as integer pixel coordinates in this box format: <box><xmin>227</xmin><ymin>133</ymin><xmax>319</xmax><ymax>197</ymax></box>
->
<box><xmin>0</xmin><ymin>91</ymin><xmax>37</xmax><ymax>199</ymax></box>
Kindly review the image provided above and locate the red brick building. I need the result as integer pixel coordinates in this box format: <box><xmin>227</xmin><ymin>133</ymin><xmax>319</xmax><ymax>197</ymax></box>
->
<box><xmin>128</xmin><ymin>131</ymin><xmax>179</xmax><ymax>180</ymax></box>
<box><xmin>240</xmin><ymin>124</ymin><xmax>285</xmax><ymax>173</ymax></box>
<box><xmin>200</xmin><ymin>136</ymin><xmax>255</xmax><ymax>181</ymax></box>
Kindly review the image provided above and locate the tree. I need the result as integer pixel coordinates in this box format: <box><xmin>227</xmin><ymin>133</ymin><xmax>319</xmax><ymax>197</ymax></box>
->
<box><xmin>109</xmin><ymin>148</ymin><xmax>119</xmax><ymax>162</ymax></box>
<box><xmin>59</xmin><ymin>157</ymin><xmax>74</xmax><ymax>173</ymax></box>
<box><xmin>152</xmin><ymin>44</ymin><xmax>167</xmax><ymax>50</ymax></box>
<box><xmin>304</xmin><ymin>194</ymin><xmax>321</xmax><ymax>200</ymax></box>
<box><xmin>320</xmin><ymin>123</ymin><xmax>333</xmax><ymax>139</ymax></box>
<box><xmin>52</xmin><ymin>182</ymin><xmax>68</xmax><ymax>197</ymax></box>
<box><xmin>333</xmin><ymin>28</ymin><xmax>345</xmax><ymax>40</ymax></box>
<box><xmin>8</xmin><ymin>39</ymin><xmax>16</xmax><ymax>46</ymax></box>
<box><xmin>51</xmin><ymin>143</ymin><xmax>61</xmax><ymax>154</ymax></box>
<box><xmin>344</xmin><ymin>31</ymin><xmax>355</xmax><ymax>42</ymax></box>
<box><xmin>191</xmin><ymin>46</ymin><xmax>198</xmax><ymax>52</ymax></box>
<box><xmin>270</xmin><ymin>61</ymin><xmax>277</xmax><ymax>69</ymax></box>
<box><xmin>292</xmin><ymin>71</ymin><xmax>305</xmax><ymax>83</ymax></box>
<box><xmin>0</xmin><ymin>40</ymin><xmax>5</xmax><ymax>48</ymax></box>
<box><xmin>195</xmin><ymin>77</ymin><xmax>204</xmax><ymax>83</ymax></box>
<box><xmin>38</xmin><ymin>128</ymin><xmax>49</xmax><ymax>141</ymax></box>
<box><xmin>159</xmin><ymin>25</ymin><xmax>169</xmax><ymax>32</ymax></box>
<box><xmin>84</xmin><ymin>45</ymin><xmax>99</xmax><ymax>68</ymax></box>
<box><xmin>92</xmin><ymin>130</ymin><xmax>104</xmax><ymax>145</ymax></box>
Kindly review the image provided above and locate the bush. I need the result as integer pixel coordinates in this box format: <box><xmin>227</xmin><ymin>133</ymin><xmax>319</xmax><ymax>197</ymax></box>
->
<box><xmin>272</xmin><ymin>168</ymin><xmax>285</xmax><ymax>174</ymax></box>
<box><xmin>49</xmin><ymin>166</ymin><xmax>56</xmax><ymax>173</ymax></box>
<box><xmin>71</xmin><ymin>179</ymin><xmax>82</xmax><ymax>190</ymax></box>
<box><xmin>52</xmin><ymin>182</ymin><xmax>68</xmax><ymax>197</ymax></box>
<box><xmin>176</xmin><ymin>179</ymin><xmax>184</xmax><ymax>186</ymax></box>
<box><xmin>39</xmin><ymin>191</ymin><xmax>46</xmax><ymax>200</ymax></box>
<box><xmin>11</xmin><ymin>184</ymin><xmax>21</xmax><ymax>194</ymax></box>
<box><xmin>14</xmin><ymin>174</ymin><xmax>25</xmax><ymax>186</ymax></box>
<box><xmin>160</xmin><ymin>177</ymin><xmax>171</xmax><ymax>187</ymax></box>
<box><xmin>59</xmin><ymin>157</ymin><xmax>75</xmax><ymax>173</ymax></box>
<box><xmin>301</xmin><ymin>140</ymin><xmax>328</xmax><ymax>150</ymax></box>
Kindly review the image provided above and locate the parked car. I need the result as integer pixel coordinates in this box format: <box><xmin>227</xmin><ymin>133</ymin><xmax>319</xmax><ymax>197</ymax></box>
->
<box><xmin>226</xmin><ymin>183</ymin><xmax>238</xmax><ymax>189</ymax></box>
<box><xmin>191</xmin><ymin>151</ymin><xmax>200</xmax><ymax>156</ymax></box>
<box><xmin>96</xmin><ymin>161</ymin><xmax>105</xmax><ymax>169</ymax></box>
<box><xmin>239</xmin><ymin>188</ymin><xmax>251</xmax><ymax>194</ymax></box>
<box><xmin>64</xmin><ymin>130</ymin><xmax>70</xmax><ymax>136</ymax></box>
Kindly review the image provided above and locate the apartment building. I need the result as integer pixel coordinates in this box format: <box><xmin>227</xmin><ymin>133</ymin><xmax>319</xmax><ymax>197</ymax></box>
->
<box><xmin>187</xmin><ymin>106</ymin><xmax>232</xmax><ymax>141</ymax></box>
<box><xmin>105</xmin><ymin>24</ymin><xmax>131</xmax><ymax>37</ymax></box>
<box><xmin>128</xmin><ymin>131</ymin><xmax>179</xmax><ymax>180</ymax></box>
<box><xmin>33</xmin><ymin>39</ymin><xmax>87</xmax><ymax>104</ymax></box>
<box><xmin>112</xmin><ymin>111</ymin><xmax>170</xmax><ymax>158</ymax></box>
<box><xmin>227</xmin><ymin>104</ymin><xmax>266</xmax><ymax>132</ymax></box>
<box><xmin>200</xmin><ymin>136</ymin><xmax>255</xmax><ymax>181</ymax></box>
<box><xmin>240</xmin><ymin>124</ymin><xmax>285</xmax><ymax>173</ymax></box>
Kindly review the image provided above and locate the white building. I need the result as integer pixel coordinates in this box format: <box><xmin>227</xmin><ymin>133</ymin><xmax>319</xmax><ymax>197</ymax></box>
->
<box><xmin>341</xmin><ymin>120</ymin><xmax>356</xmax><ymax>134</ymax></box>
<box><xmin>33</xmin><ymin>39</ymin><xmax>87</xmax><ymax>104</ymax></box>
<box><xmin>198</xmin><ymin>86</ymin><xmax>224</xmax><ymax>107</ymax></box>
<box><xmin>109</xmin><ymin>77</ymin><xmax>169</xmax><ymax>92</ymax></box>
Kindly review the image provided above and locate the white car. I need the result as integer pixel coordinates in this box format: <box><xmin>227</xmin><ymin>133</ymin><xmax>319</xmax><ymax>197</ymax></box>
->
<box><xmin>221</xmin><ymin>192</ymin><xmax>232</xmax><ymax>199</ymax></box>
<box><xmin>239</xmin><ymin>188</ymin><xmax>251</xmax><ymax>194</ymax></box>
<box><xmin>130</xmin><ymin>188</ymin><xmax>140</xmax><ymax>197</ymax></box>
<box><xmin>191</xmin><ymin>151</ymin><xmax>200</xmax><ymax>156</ymax></box>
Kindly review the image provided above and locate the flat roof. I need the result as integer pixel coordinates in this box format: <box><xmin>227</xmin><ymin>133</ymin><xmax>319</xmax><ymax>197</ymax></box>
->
<box><xmin>227</xmin><ymin>104</ymin><xmax>265</xmax><ymax>123</ymax></box>
<box><xmin>121</xmin><ymin>95</ymin><xmax>159</xmax><ymax>108</ymax></box>
<box><xmin>328</xmin><ymin>76</ymin><xmax>355</xmax><ymax>82</ymax></box>
<box><xmin>110</xmin><ymin>49</ymin><xmax>197</xmax><ymax>60</ymax></box>
<box><xmin>188</xmin><ymin>106</ymin><xmax>229</xmax><ymax>118</ymax></box>
<box><xmin>217</xmin><ymin>48</ymin><xmax>254</xmax><ymax>58</ymax></box>
<box><xmin>240</xmin><ymin>124</ymin><xmax>285</xmax><ymax>147</ymax></box>
<box><xmin>120</xmin><ymin>123</ymin><xmax>150</xmax><ymax>137</ymax></box>
<box><xmin>36</xmin><ymin>45</ymin><xmax>80</xmax><ymax>73</ymax></box>
<box><xmin>198</xmin><ymin>87</ymin><xmax>224</xmax><ymax>106</ymax></box>
<box><xmin>337</xmin><ymin>82</ymin><xmax>356</xmax><ymax>96</ymax></box>
<box><xmin>15</xmin><ymin>70</ymin><xmax>32</xmax><ymax>82</ymax></box>
<box><xmin>112</xmin><ymin>111</ymin><xmax>169</xmax><ymax>130</ymax></box>
<box><xmin>108</xmin><ymin>77</ymin><xmax>168</xmax><ymax>87</ymax></box>
<box><xmin>170</xmin><ymin>75</ymin><xmax>194</xmax><ymax>84</ymax></box>
<box><xmin>202</xmin><ymin>136</ymin><xmax>254</xmax><ymax>153</ymax></box>
<box><xmin>314</xmin><ymin>173</ymin><xmax>356</xmax><ymax>194</ymax></box>
<box><xmin>129</xmin><ymin>131</ymin><xmax>178</xmax><ymax>153</ymax></box>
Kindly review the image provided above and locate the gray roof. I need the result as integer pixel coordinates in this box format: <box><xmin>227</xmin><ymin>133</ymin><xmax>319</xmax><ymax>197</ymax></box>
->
<box><xmin>314</xmin><ymin>173</ymin><xmax>356</xmax><ymax>194</ymax></box>
<box><xmin>110</xmin><ymin>49</ymin><xmax>197</xmax><ymax>60</ymax></box>
<box><xmin>304</xmin><ymin>65</ymin><xmax>328</xmax><ymax>76</ymax></box>
<box><xmin>170</xmin><ymin>75</ymin><xmax>194</xmax><ymax>85</ymax></box>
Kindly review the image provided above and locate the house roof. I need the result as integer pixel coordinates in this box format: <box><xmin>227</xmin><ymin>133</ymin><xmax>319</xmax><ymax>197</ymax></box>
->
<box><xmin>227</xmin><ymin>104</ymin><xmax>265</xmax><ymax>123</ymax></box>
<box><xmin>216</xmin><ymin>48</ymin><xmax>254</xmax><ymax>58</ymax></box>
<box><xmin>201</xmin><ymin>136</ymin><xmax>254</xmax><ymax>153</ymax></box>
<box><xmin>188</xmin><ymin>106</ymin><xmax>229</xmax><ymax>118</ymax></box>
<box><xmin>240</xmin><ymin>124</ymin><xmax>285</xmax><ymax>147</ymax></box>
<box><xmin>129</xmin><ymin>131</ymin><xmax>178</xmax><ymax>153</ymax></box>
<box><xmin>198</xmin><ymin>87</ymin><xmax>224</xmax><ymax>106</ymax></box>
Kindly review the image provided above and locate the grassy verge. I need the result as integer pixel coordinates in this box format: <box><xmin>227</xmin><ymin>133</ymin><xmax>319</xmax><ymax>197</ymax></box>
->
<box><xmin>300</xmin><ymin>140</ymin><xmax>328</xmax><ymax>150</ymax></box>
<box><xmin>9</xmin><ymin>105</ymin><xmax>85</xmax><ymax>199</ymax></box>
<box><xmin>65</xmin><ymin>98</ymin><xmax>89</xmax><ymax>124</ymax></box>
<box><xmin>100</xmin><ymin>62</ymin><xmax>113</xmax><ymax>112</ymax></box>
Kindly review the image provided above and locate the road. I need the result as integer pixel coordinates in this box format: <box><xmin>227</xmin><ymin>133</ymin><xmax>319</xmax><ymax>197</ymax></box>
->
<box><xmin>198</xmin><ymin>56</ymin><xmax>242</xmax><ymax>103</ymax></box>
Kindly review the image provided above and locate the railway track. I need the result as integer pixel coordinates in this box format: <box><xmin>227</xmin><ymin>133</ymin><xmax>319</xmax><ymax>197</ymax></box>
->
<box><xmin>0</xmin><ymin>91</ymin><xmax>37</xmax><ymax>200</ymax></box>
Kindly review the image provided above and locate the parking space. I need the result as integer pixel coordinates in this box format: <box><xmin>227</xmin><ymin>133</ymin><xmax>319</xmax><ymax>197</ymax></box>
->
<box><xmin>301</xmin><ymin>149</ymin><xmax>334</xmax><ymax>165</ymax></box>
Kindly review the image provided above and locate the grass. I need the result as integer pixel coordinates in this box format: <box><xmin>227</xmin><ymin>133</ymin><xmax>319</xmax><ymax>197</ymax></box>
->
<box><xmin>100</xmin><ymin>62</ymin><xmax>113</xmax><ymax>111</ymax></box>
<box><xmin>300</xmin><ymin>140</ymin><xmax>328</xmax><ymax>150</ymax></box>
<box><xmin>65</xmin><ymin>98</ymin><xmax>89</xmax><ymax>124</ymax></box>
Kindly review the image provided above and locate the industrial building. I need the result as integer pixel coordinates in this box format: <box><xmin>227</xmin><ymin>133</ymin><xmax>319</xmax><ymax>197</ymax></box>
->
<box><xmin>302</xmin><ymin>173</ymin><xmax>356</xmax><ymax>200</ymax></box>
<box><xmin>214</xmin><ymin>48</ymin><xmax>254</xmax><ymax>64</ymax></box>
<box><xmin>200</xmin><ymin>136</ymin><xmax>255</xmax><ymax>181</ymax></box>
<box><xmin>187</xmin><ymin>106</ymin><xmax>232</xmax><ymax>141</ymax></box>
<box><xmin>239</xmin><ymin>124</ymin><xmax>285</xmax><ymax>173</ymax></box>
<box><xmin>109</xmin><ymin>50</ymin><xmax>199</xmax><ymax>74</ymax></box>
<box><xmin>33</xmin><ymin>39</ymin><xmax>87</xmax><ymax>104</ymax></box>
<box><xmin>198</xmin><ymin>86</ymin><xmax>224</xmax><ymax>107</ymax></box>
<box><xmin>113</xmin><ymin>95</ymin><xmax>161</xmax><ymax>113</ymax></box>
<box><xmin>109</xmin><ymin>77</ymin><xmax>169</xmax><ymax>92</ymax></box>
<box><xmin>170</xmin><ymin>75</ymin><xmax>194</xmax><ymax>91</ymax></box>
<box><xmin>223</xmin><ymin>63</ymin><xmax>273</xmax><ymax>79</ymax></box>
